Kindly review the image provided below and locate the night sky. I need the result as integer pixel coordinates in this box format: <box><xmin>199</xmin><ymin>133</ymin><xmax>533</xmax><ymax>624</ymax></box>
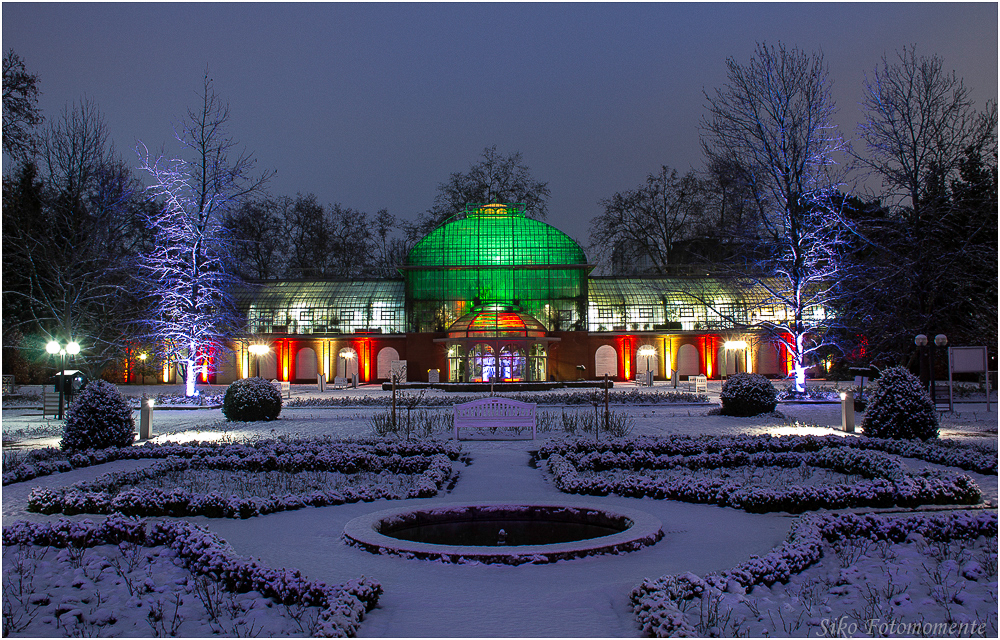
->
<box><xmin>3</xmin><ymin>2</ymin><xmax>996</xmax><ymax>244</ymax></box>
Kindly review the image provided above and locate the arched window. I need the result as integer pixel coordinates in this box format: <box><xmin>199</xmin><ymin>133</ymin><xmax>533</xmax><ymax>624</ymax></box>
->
<box><xmin>468</xmin><ymin>344</ymin><xmax>496</xmax><ymax>382</ymax></box>
<box><xmin>595</xmin><ymin>345</ymin><xmax>617</xmax><ymax>377</ymax></box>
<box><xmin>676</xmin><ymin>343</ymin><xmax>700</xmax><ymax>377</ymax></box>
<box><xmin>295</xmin><ymin>347</ymin><xmax>317</xmax><ymax>380</ymax></box>
<box><xmin>376</xmin><ymin>347</ymin><xmax>400</xmax><ymax>379</ymax></box>
<box><xmin>498</xmin><ymin>345</ymin><xmax>525</xmax><ymax>381</ymax></box>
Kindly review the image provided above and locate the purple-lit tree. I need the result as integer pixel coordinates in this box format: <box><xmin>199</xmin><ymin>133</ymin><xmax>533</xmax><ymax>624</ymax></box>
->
<box><xmin>136</xmin><ymin>74</ymin><xmax>270</xmax><ymax>396</ymax></box>
<box><xmin>701</xmin><ymin>42</ymin><xmax>848</xmax><ymax>392</ymax></box>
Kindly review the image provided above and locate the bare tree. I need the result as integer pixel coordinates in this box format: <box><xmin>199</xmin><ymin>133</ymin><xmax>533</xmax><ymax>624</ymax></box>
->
<box><xmin>222</xmin><ymin>196</ymin><xmax>289</xmax><ymax>280</ymax></box>
<box><xmin>2</xmin><ymin>49</ymin><xmax>42</xmax><ymax>163</ymax></box>
<box><xmin>417</xmin><ymin>145</ymin><xmax>550</xmax><ymax>234</ymax></box>
<box><xmin>701</xmin><ymin>42</ymin><xmax>847</xmax><ymax>391</ymax></box>
<box><xmin>857</xmin><ymin>45</ymin><xmax>996</xmax><ymax>214</ymax></box>
<box><xmin>589</xmin><ymin>166</ymin><xmax>708</xmax><ymax>274</ymax></box>
<box><xmin>136</xmin><ymin>73</ymin><xmax>272</xmax><ymax>396</ymax></box>
<box><xmin>2</xmin><ymin>100</ymin><xmax>144</xmax><ymax>376</ymax></box>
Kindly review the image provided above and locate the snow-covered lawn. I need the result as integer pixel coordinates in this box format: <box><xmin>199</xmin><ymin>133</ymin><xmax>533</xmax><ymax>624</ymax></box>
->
<box><xmin>3</xmin><ymin>388</ymin><xmax>997</xmax><ymax>637</ymax></box>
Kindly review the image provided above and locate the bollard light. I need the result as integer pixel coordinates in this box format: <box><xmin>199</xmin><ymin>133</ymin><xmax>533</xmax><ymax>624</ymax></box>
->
<box><xmin>139</xmin><ymin>398</ymin><xmax>154</xmax><ymax>440</ymax></box>
<box><xmin>840</xmin><ymin>390</ymin><xmax>855</xmax><ymax>433</ymax></box>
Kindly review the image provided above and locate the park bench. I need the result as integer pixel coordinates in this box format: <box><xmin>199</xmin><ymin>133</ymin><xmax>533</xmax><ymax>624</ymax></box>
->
<box><xmin>688</xmin><ymin>374</ymin><xmax>708</xmax><ymax>393</ymax></box>
<box><xmin>332</xmin><ymin>376</ymin><xmax>349</xmax><ymax>389</ymax></box>
<box><xmin>453</xmin><ymin>397</ymin><xmax>537</xmax><ymax>441</ymax></box>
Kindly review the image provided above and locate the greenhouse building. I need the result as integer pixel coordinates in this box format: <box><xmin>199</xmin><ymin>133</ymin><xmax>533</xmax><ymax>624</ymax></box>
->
<box><xmin>209</xmin><ymin>203</ymin><xmax>812</xmax><ymax>385</ymax></box>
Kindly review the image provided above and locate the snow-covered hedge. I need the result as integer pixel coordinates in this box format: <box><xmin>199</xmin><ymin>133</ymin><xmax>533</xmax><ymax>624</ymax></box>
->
<box><xmin>546</xmin><ymin>452</ymin><xmax>980</xmax><ymax>512</ymax></box>
<box><xmin>3</xmin><ymin>437</ymin><xmax>463</xmax><ymax>485</ymax></box>
<box><xmin>535</xmin><ymin>434</ymin><xmax>997</xmax><ymax>475</ymax></box>
<box><xmin>60</xmin><ymin>379</ymin><xmax>135</xmax><ymax>451</ymax></box>
<box><xmin>286</xmin><ymin>388</ymin><xmax>708</xmax><ymax>408</ymax></box>
<box><xmin>539</xmin><ymin>435</ymin><xmax>984</xmax><ymax>513</ymax></box>
<box><xmin>2</xmin><ymin>514</ymin><xmax>382</xmax><ymax>637</ymax></box>
<box><xmin>862</xmin><ymin>366</ymin><xmax>939</xmax><ymax>440</ymax></box>
<box><xmin>223</xmin><ymin>376</ymin><xmax>283</xmax><ymax>421</ymax></box>
<box><xmin>28</xmin><ymin>452</ymin><xmax>455</xmax><ymax>518</ymax></box>
<box><xmin>630</xmin><ymin>511</ymin><xmax>997</xmax><ymax>637</ymax></box>
<box><xmin>719</xmin><ymin>373</ymin><xmax>777</xmax><ymax>416</ymax></box>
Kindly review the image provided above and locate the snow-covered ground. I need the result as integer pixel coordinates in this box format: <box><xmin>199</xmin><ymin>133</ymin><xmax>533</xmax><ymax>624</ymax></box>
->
<box><xmin>2</xmin><ymin>384</ymin><xmax>997</xmax><ymax>637</ymax></box>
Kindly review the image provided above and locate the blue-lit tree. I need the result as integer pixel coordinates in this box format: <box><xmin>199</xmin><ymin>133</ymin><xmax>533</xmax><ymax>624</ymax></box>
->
<box><xmin>701</xmin><ymin>42</ymin><xmax>848</xmax><ymax>392</ymax></box>
<box><xmin>136</xmin><ymin>74</ymin><xmax>270</xmax><ymax>396</ymax></box>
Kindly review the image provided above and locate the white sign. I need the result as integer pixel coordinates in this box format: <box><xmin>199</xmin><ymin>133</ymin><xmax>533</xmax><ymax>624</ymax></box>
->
<box><xmin>428</xmin><ymin>369</ymin><xmax>440</xmax><ymax>383</ymax></box>
<box><xmin>950</xmin><ymin>346</ymin><xmax>988</xmax><ymax>373</ymax></box>
<box><xmin>390</xmin><ymin>360</ymin><xmax>407</xmax><ymax>383</ymax></box>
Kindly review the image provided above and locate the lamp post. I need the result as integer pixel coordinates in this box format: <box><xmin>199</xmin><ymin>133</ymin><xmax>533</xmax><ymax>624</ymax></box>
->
<box><xmin>248</xmin><ymin>344</ymin><xmax>270</xmax><ymax>378</ymax></box>
<box><xmin>344</xmin><ymin>351</ymin><xmax>356</xmax><ymax>387</ymax></box>
<box><xmin>915</xmin><ymin>334</ymin><xmax>948</xmax><ymax>406</ymax></box>
<box><xmin>46</xmin><ymin>340</ymin><xmax>80</xmax><ymax>420</ymax></box>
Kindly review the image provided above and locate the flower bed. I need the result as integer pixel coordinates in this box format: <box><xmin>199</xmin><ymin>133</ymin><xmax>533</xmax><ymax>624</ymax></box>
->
<box><xmin>3</xmin><ymin>437</ymin><xmax>463</xmax><ymax>485</ymax></box>
<box><xmin>630</xmin><ymin>511</ymin><xmax>997</xmax><ymax>637</ymax></box>
<box><xmin>27</xmin><ymin>450</ymin><xmax>456</xmax><ymax>519</ymax></box>
<box><xmin>2</xmin><ymin>514</ymin><xmax>381</xmax><ymax>637</ymax></box>
<box><xmin>538</xmin><ymin>436</ymin><xmax>984</xmax><ymax>513</ymax></box>
<box><xmin>536</xmin><ymin>434</ymin><xmax>997</xmax><ymax>475</ymax></box>
<box><xmin>285</xmin><ymin>388</ymin><xmax>708</xmax><ymax>408</ymax></box>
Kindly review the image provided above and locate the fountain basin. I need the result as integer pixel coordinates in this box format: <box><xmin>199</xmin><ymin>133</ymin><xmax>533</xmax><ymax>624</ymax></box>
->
<box><xmin>343</xmin><ymin>502</ymin><xmax>663</xmax><ymax>564</ymax></box>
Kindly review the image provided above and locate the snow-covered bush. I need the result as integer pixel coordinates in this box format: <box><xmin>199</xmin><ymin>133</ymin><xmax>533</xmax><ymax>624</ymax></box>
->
<box><xmin>719</xmin><ymin>373</ymin><xmax>777</xmax><ymax>416</ymax></box>
<box><xmin>60</xmin><ymin>380</ymin><xmax>135</xmax><ymax>451</ymax></box>
<box><xmin>222</xmin><ymin>376</ymin><xmax>282</xmax><ymax>422</ymax></box>
<box><xmin>862</xmin><ymin>366</ymin><xmax>938</xmax><ymax>440</ymax></box>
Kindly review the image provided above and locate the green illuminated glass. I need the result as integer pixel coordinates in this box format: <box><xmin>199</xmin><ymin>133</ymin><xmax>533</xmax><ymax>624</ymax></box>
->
<box><xmin>403</xmin><ymin>204</ymin><xmax>591</xmax><ymax>332</ymax></box>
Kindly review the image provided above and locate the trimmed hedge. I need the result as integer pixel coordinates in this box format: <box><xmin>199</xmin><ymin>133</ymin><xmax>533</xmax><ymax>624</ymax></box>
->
<box><xmin>60</xmin><ymin>380</ymin><xmax>135</xmax><ymax>451</ymax></box>
<box><xmin>862</xmin><ymin>366</ymin><xmax>939</xmax><ymax>440</ymax></box>
<box><xmin>719</xmin><ymin>373</ymin><xmax>778</xmax><ymax>416</ymax></box>
<box><xmin>222</xmin><ymin>376</ymin><xmax>283</xmax><ymax>421</ymax></box>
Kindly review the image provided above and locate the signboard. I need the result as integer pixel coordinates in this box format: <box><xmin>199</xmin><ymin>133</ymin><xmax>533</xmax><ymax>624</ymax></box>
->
<box><xmin>427</xmin><ymin>369</ymin><xmax>440</xmax><ymax>384</ymax></box>
<box><xmin>949</xmin><ymin>346</ymin><xmax>990</xmax><ymax>412</ymax></box>
<box><xmin>950</xmin><ymin>347</ymin><xmax>988</xmax><ymax>373</ymax></box>
<box><xmin>390</xmin><ymin>360</ymin><xmax>407</xmax><ymax>383</ymax></box>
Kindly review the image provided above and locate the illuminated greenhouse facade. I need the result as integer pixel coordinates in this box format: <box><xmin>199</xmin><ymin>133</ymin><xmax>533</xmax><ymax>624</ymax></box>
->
<box><xmin>205</xmin><ymin>203</ymin><xmax>815</xmax><ymax>385</ymax></box>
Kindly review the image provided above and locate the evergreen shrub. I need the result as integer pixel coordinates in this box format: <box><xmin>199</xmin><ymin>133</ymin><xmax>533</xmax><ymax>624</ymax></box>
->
<box><xmin>862</xmin><ymin>366</ymin><xmax>938</xmax><ymax>440</ymax></box>
<box><xmin>60</xmin><ymin>380</ymin><xmax>135</xmax><ymax>451</ymax></box>
<box><xmin>719</xmin><ymin>373</ymin><xmax>778</xmax><ymax>416</ymax></box>
<box><xmin>222</xmin><ymin>376</ymin><xmax>282</xmax><ymax>422</ymax></box>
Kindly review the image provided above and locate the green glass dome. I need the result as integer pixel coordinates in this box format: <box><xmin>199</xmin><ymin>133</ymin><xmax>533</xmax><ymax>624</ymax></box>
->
<box><xmin>405</xmin><ymin>204</ymin><xmax>587</xmax><ymax>268</ymax></box>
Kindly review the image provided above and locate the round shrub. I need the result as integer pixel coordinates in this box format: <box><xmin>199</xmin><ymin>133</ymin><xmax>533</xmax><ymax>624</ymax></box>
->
<box><xmin>719</xmin><ymin>373</ymin><xmax>778</xmax><ymax>416</ymax></box>
<box><xmin>862</xmin><ymin>366</ymin><xmax>938</xmax><ymax>440</ymax></box>
<box><xmin>222</xmin><ymin>377</ymin><xmax>282</xmax><ymax>422</ymax></box>
<box><xmin>60</xmin><ymin>379</ymin><xmax>135</xmax><ymax>451</ymax></box>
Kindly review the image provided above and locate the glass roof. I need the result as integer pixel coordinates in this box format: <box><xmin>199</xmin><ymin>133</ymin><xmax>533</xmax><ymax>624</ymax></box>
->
<box><xmin>234</xmin><ymin>280</ymin><xmax>404</xmax><ymax>308</ymax></box>
<box><xmin>447</xmin><ymin>306</ymin><xmax>547</xmax><ymax>339</ymax></box>
<box><xmin>405</xmin><ymin>203</ymin><xmax>588</xmax><ymax>268</ymax></box>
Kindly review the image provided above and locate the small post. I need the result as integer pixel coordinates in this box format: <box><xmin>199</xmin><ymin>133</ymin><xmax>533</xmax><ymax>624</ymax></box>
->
<box><xmin>139</xmin><ymin>398</ymin><xmax>154</xmax><ymax>440</ymax></box>
<box><xmin>604</xmin><ymin>373</ymin><xmax>609</xmax><ymax>435</ymax></box>
<box><xmin>391</xmin><ymin>374</ymin><xmax>397</xmax><ymax>431</ymax></box>
<box><xmin>840</xmin><ymin>391</ymin><xmax>855</xmax><ymax>433</ymax></box>
<box><xmin>672</xmin><ymin>368</ymin><xmax>678</xmax><ymax>389</ymax></box>
<box><xmin>352</xmin><ymin>373</ymin><xmax>358</xmax><ymax>388</ymax></box>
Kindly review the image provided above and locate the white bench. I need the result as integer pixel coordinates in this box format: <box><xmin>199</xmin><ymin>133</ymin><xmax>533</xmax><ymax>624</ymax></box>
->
<box><xmin>688</xmin><ymin>374</ymin><xmax>708</xmax><ymax>393</ymax></box>
<box><xmin>271</xmin><ymin>380</ymin><xmax>290</xmax><ymax>398</ymax></box>
<box><xmin>453</xmin><ymin>397</ymin><xmax>537</xmax><ymax>441</ymax></box>
<box><xmin>332</xmin><ymin>376</ymin><xmax>349</xmax><ymax>390</ymax></box>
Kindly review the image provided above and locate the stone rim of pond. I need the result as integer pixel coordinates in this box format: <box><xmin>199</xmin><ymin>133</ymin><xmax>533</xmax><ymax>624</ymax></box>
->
<box><xmin>342</xmin><ymin>501</ymin><xmax>664</xmax><ymax>564</ymax></box>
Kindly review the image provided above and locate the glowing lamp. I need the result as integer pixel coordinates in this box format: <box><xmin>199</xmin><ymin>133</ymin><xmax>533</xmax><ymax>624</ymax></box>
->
<box><xmin>147</xmin><ymin>399</ymin><xmax>155</xmax><ymax>408</ymax></box>
<box><xmin>66</xmin><ymin>341</ymin><xmax>80</xmax><ymax>355</ymax></box>
<box><xmin>139</xmin><ymin>353</ymin><xmax>147</xmax><ymax>361</ymax></box>
<box><xmin>637</xmin><ymin>346</ymin><xmax>657</xmax><ymax>356</ymax></box>
<box><xmin>46</xmin><ymin>341</ymin><xmax>60</xmax><ymax>354</ymax></box>
<box><xmin>934</xmin><ymin>334</ymin><xmax>948</xmax><ymax>347</ymax></box>
<box><xmin>914</xmin><ymin>334</ymin><xmax>928</xmax><ymax>347</ymax></box>
<box><xmin>248</xmin><ymin>344</ymin><xmax>270</xmax><ymax>357</ymax></box>
<box><xmin>724</xmin><ymin>340</ymin><xmax>747</xmax><ymax>350</ymax></box>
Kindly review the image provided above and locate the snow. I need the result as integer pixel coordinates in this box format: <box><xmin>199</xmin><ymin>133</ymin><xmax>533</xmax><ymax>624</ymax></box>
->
<box><xmin>3</xmin><ymin>383</ymin><xmax>997</xmax><ymax>636</ymax></box>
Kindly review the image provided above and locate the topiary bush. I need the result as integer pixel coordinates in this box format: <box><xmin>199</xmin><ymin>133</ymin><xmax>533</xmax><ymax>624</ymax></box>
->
<box><xmin>60</xmin><ymin>379</ymin><xmax>136</xmax><ymax>451</ymax></box>
<box><xmin>719</xmin><ymin>373</ymin><xmax>778</xmax><ymax>416</ymax></box>
<box><xmin>862</xmin><ymin>366</ymin><xmax>938</xmax><ymax>440</ymax></box>
<box><xmin>222</xmin><ymin>376</ymin><xmax>283</xmax><ymax>422</ymax></box>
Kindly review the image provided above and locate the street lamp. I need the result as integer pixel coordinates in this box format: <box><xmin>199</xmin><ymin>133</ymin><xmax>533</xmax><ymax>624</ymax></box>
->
<box><xmin>342</xmin><ymin>350</ymin><xmax>355</xmax><ymax>380</ymax></box>
<box><xmin>248</xmin><ymin>344</ymin><xmax>270</xmax><ymax>378</ymax></box>
<box><xmin>46</xmin><ymin>339</ymin><xmax>80</xmax><ymax>419</ymax></box>
<box><xmin>915</xmin><ymin>333</ymin><xmax>948</xmax><ymax>406</ymax></box>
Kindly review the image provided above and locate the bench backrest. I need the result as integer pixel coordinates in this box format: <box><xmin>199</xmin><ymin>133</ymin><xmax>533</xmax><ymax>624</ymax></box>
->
<box><xmin>453</xmin><ymin>397</ymin><xmax>537</xmax><ymax>440</ymax></box>
<box><xmin>454</xmin><ymin>397</ymin><xmax>536</xmax><ymax>425</ymax></box>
